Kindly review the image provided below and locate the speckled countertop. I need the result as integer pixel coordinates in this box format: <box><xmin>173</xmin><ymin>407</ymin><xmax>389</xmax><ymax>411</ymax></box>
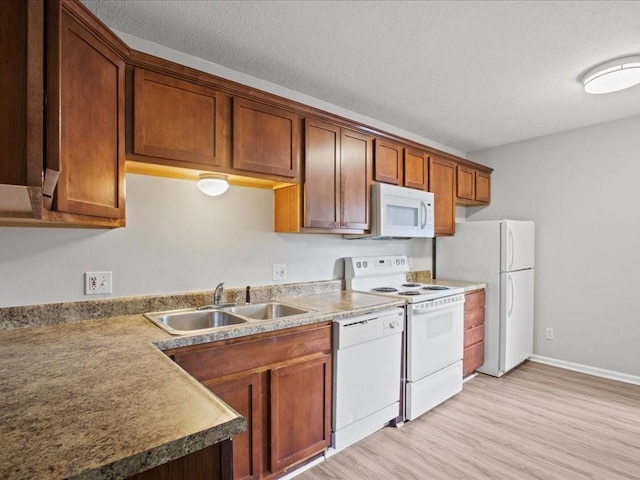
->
<box><xmin>405</xmin><ymin>271</ymin><xmax>486</xmax><ymax>293</ymax></box>
<box><xmin>0</xmin><ymin>289</ymin><xmax>403</xmax><ymax>480</ymax></box>
<box><xmin>429</xmin><ymin>279</ymin><xmax>487</xmax><ymax>292</ymax></box>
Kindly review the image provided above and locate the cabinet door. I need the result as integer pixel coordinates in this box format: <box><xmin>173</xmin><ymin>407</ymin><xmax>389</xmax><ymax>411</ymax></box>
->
<box><xmin>456</xmin><ymin>165</ymin><xmax>475</xmax><ymax>201</ymax></box>
<box><xmin>475</xmin><ymin>170</ymin><xmax>491</xmax><ymax>203</ymax></box>
<box><xmin>304</xmin><ymin>119</ymin><xmax>340</xmax><ymax>229</ymax></box>
<box><xmin>126</xmin><ymin>441</ymin><xmax>232</xmax><ymax>480</ymax></box>
<box><xmin>133</xmin><ymin>68</ymin><xmax>229</xmax><ymax>168</ymax></box>
<box><xmin>404</xmin><ymin>148</ymin><xmax>428</xmax><ymax>190</ymax></box>
<box><xmin>47</xmin><ymin>0</ymin><xmax>125</xmax><ymax>220</ymax></box>
<box><xmin>0</xmin><ymin>0</ymin><xmax>43</xmax><ymax>189</ymax></box>
<box><xmin>270</xmin><ymin>354</ymin><xmax>331</xmax><ymax>473</ymax></box>
<box><xmin>205</xmin><ymin>373</ymin><xmax>262</xmax><ymax>480</ymax></box>
<box><xmin>233</xmin><ymin>97</ymin><xmax>300</xmax><ymax>178</ymax></box>
<box><xmin>373</xmin><ymin>139</ymin><xmax>402</xmax><ymax>185</ymax></box>
<box><xmin>341</xmin><ymin>128</ymin><xmax>372</xmax><ymax>230</ymax></box>
<box><xmin>429</xmin><ymin>156</ymin><xmax>456</xmax><ymax>236</ymax></box>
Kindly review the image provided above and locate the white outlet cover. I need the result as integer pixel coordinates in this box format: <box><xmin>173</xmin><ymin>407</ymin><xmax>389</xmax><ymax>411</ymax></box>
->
<box><xmin>85</xmin><ymin>271</ymin><xmax>112</xmax><ymax>295</ymax></box>
<box><xmin>272</xmin><ymin>264</ymin><xmax>287</xmax><ymax>281</ymax></box>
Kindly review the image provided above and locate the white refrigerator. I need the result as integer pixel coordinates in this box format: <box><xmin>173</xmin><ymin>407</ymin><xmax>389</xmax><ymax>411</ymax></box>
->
<box><xmin>437</xmin><ymin>220</ymin><xmax>535</xmax><ymax>377</ymax></box>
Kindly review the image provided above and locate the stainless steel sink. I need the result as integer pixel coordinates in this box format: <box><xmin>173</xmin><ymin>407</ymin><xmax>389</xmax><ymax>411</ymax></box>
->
<box><xmin>145</xmin><ymin>301</ymin><xmax>312</xmax><ymax>335</ymax></box>
<box><xmin>228</xmin><ymin>302</ymin><xmax>310</xmax><ymax>320</ymax></box>
<box><xmin>145</xmin><ymin>308</ymin><xmax>247</xmax><ymax>335</ymax></box>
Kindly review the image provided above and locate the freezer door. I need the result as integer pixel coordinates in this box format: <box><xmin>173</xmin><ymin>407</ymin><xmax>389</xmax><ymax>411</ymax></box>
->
<box><xmin>500</xmin><ymin>220</ymin><xmax>535</xmax><ymax>272</ymax></box>
<box><xmin>499</xmin><ymin>269</ymin><xmax>534</xmax><ymax>374</ymax></box>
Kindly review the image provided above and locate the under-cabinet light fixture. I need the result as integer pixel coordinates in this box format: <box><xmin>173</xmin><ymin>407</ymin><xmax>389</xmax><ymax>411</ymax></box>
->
<box><xmin>582</xmin><ymin>55</ymin><xmax>640</xmax><ymax>94</ymax></box>
<box><xmin>196</xmin><ymin>174</ymin><xmax>229</xmax><ymax>196</ymax></box>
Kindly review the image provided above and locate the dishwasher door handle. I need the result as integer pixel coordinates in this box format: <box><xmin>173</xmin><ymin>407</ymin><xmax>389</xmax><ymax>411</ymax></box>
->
<box><xmin>343</xmin><ymin>319</ymin><xmax>370</xmax><ymax>328</ymax></box>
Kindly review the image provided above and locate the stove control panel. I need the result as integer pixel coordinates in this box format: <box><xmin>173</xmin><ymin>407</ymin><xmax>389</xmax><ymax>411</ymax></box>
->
<box><xmin>345</xmin><ymin>255</ymin><xmax>408</xmax><ymax>278</ymax></box>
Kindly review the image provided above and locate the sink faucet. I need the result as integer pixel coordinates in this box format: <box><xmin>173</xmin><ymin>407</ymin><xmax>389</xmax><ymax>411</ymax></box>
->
<box><xmin>214</xmin><ymin>282</ymin><xmax>224</xmax><ymax>305</ymax></box>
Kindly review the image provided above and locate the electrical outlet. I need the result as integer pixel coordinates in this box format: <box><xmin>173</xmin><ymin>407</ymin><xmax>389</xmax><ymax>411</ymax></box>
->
<box><xmin>85</xmin><ymin>271</ymin><xmax>112</xmax><ymax>295</ymax></box>
<box><xmin>545</xmin><ymin>327</ymin><xmax>554</xmax><ymax>340</ymax></box>
<box><xmin>272</xmin><ymin>264</ymin><xmax>287</xmax><ymax>281</ymax></box>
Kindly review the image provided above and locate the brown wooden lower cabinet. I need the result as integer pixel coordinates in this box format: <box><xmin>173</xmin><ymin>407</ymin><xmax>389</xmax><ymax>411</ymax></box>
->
<box><xmin>204</xmin><ymin>372</ymin><xmax>262</xmax><ymax>480</ymax></box>
<box><xmin>126</xmin><ymin>441</ymin><xmax>232</xmax><ymax>480</ymax></box>
<box><xmin>270</xmin><ymin>354</ymin><xmax>331</xmax><ymax>472</ymax></box>
<box><xmin>463</xmin><ymin>289</ymin><xmax>486</xmax><ymax>377</ymax></box>
<box><xmin>167</xmin><ymin>324</ymin><xmax>332</xmax><ymax>480</ymax></box>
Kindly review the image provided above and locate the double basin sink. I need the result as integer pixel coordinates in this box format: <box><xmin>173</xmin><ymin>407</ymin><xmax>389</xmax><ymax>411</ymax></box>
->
<box><xmin>145</xmin><ymin>302</ymin><xmax>312</xmax><ymax>335</ymax></box>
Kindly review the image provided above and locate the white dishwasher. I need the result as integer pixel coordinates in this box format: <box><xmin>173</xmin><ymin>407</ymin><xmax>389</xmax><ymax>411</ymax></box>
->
<box><xmin>332</xmin><ymin>307</ymin><xmax>404</xmax><ymax>452</ymax></box>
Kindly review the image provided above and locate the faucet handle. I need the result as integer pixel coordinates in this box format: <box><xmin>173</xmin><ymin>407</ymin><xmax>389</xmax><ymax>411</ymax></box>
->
<box><xmin>245</xmin><ymin>285</ymin><xmax>251</xmax><ymax>305</ymax></box>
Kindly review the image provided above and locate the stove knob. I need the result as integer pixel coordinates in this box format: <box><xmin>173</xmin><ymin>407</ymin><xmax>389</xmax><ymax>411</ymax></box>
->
<box><xmin>363</xmin><ymin>261</ymin><xmax>368</xmax><ymax>268</ymax></box>
<box><xmin>401</xmin><ymin>258</ymin><xmax>405</xmax><ymax>265</ymax></box>
<box><xmin>356</xmin><ymin>261</ymin><xmax>362</xmax><ymax>268</ymax></box>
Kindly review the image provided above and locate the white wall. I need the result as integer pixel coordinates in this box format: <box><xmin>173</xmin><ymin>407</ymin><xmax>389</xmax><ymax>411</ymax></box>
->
<box><xmin>466</xmin><ymin>114</ymin><xmax>640</xmax><ymax>377</ymax></box>
<box><xmin>0</xmin><ymin>174</ymin><xmax>432</xmax><ymax>307</ymax></box>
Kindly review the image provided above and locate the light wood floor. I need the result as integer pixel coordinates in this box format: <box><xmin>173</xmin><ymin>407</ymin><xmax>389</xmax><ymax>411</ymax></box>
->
<box><xmin>297</xmin><ymin>362</ymin><xmax>640</xmax><ymax>480</ymax></box>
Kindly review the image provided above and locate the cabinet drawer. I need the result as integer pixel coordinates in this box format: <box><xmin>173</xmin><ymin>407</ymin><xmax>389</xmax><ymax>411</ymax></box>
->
<box><xmin>463</xmin><ymin>341</ymin><xmax>484</xmax><ymax>377</ymax></box>
<box><xmin>173</xmin><ymin>324</ymin><xmax>331</xmax><ymax>382</ymax></box>
<box><xmin>464</xmin><ymin>307</ymin><xmax>485</xmax><ymax>330</ymax></box>
<box><xmin>464</xmin><ymin>290</ymin><xmax>485</xmax><ymax>311</ymax></box>
<box><xmin>464</xmin><ymin>324</ymin><xmax>484</xmax><ymax>348</ymax></box>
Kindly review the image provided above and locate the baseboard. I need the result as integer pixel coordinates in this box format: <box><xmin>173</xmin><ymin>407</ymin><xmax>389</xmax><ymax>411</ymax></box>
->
<box><xmin>463</xmin><ymin>372</ymin><xmax>478</xmax><ymax>383</ymax></box>
<box><xmin>529</xmin><ymin>355</ymin><xmax>640</xmax><ymax>386</ymax></box>
<box><xmin>277</xmin><ymin>455</ymin><xmax>325</xmax><ymax>480</ymax></box>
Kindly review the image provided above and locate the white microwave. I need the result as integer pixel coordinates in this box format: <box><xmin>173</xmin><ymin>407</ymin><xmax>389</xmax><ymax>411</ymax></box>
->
<box><xmin>347</xmin><ymin>183</ymin><xmax>435</xmax><ymax>239</ymax></box>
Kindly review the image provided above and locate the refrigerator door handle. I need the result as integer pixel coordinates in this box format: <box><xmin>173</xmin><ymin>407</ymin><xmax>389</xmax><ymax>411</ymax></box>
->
<box><xmin>508</xmin><ymin>228</ymin><xmax>515</xmax><ymax>271</ymax></box>
<box><xmin>508</xmin><ymin>273</ymin><xmax>515</xmax><ymax>318</ymax></box>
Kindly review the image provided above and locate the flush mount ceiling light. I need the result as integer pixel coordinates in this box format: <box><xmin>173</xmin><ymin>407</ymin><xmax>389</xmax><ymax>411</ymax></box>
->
<box><xmin>582</xmin><ymin>55</ymin><xmax>640</xmax><ymax>94</ymax></box>
<box><xmin>196</xmin><ymin>174</ymin><xmax>229</xmax><ymax>196</ymax></box>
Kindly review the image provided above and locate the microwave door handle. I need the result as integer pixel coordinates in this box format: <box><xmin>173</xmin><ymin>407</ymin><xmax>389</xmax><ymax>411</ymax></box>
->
<box><xmin>420</xmin><ymin>201</ymin><xmax>427</xmax><ymax>229</ymax></box>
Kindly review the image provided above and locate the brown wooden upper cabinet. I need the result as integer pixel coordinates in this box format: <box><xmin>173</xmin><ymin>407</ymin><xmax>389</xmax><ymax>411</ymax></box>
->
<box><xmin>233</xmin><ymin>98</ymin><xmax>301</xmax><ymax>178</ymax></box>
<box><xmin>274</xmin><ymin>119</ymin><xmax>372</xmax><ymax>233</ymax></box>
<box><xmin>373</xmin><ymin>141</ymin><xmax>428</xmax><ymax>191</ymax></box>
<box><xmin>303</xmin><ymin>119</ymin><xmax>372</xmax><ymax>232</ymax></box>
<box><xmin>429</xmin><ymin>155</ymin><xmax>456</xmax><ymax>236</ymax></box>
<box><xmin>404</xmin><ymin>148</ymin><xmax>429</xmax><ymax>190</ymax></box>
<box><xmin>374</xmin><ymin>139</ymin><xmax>403</xmax><ymax>185</ymax></box>
<box><xmin>0</xmin><ymin>0</ymin><xmax>128</xmax><ymax>227</ymax></box>
<box><xmin>132</xmin><ymin>68</ymin><xmax>230</xmax><ymax>170</ymax></box>
<box><xmin>456</xmin><ymin>164</ymin><xmax>491</xmax><ymax>205</ymax></box>
<box><xmin>49</xmin><ymin>0</ymin><xmax>128</xmax><ymax>223</ymax></box>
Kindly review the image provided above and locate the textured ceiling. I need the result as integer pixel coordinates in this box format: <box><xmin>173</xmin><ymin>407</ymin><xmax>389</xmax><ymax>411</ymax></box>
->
<box><xmin>82</xmin><ymin>0</ymin><xmax>640</xmax><ymax>154</ymax></box>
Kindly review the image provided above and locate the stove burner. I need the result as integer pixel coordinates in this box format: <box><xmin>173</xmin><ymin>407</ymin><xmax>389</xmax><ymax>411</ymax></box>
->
<box><xmin>372</xmin><ymin>287</ymin><xmax>399</xmax><ymax>292</ymax></box>
<box><xmin>422</xmin><ymin>286</ymin><xmax>450</xmax><ymax>291</ymax></box>
<box><xmin>402</xmin><ymin>283</ymin><xmax>422</xmax><ymax>288</ymax></box>
<box><xmin>398</xmin><ymin>291</ymin><xmax>421</xmax><ymax>296</ymax></box>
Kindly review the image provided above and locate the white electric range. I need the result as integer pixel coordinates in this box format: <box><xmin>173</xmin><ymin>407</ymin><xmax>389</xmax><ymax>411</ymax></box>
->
<box><xmin>345</xmin><ymin>254</ymin><xmax>465</xmax><ymax>421</ymax></box>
